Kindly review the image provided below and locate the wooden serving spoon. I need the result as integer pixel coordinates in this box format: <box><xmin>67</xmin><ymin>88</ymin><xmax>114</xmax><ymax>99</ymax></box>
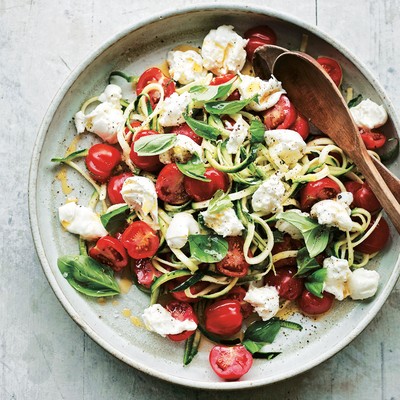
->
<box><xmin>271</xmin><ymin>51</ymin><xmax>400</xmax><ymax>233</ymax></box>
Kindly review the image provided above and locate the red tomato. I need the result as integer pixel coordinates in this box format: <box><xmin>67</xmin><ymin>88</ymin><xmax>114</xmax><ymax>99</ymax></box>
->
<box><xmin>85</xmin><ymin>143</ymin><xmax>121</xmax><ymax>183</ymax></box>
<box><xmin>107</xmin><ymin>172</ymin><xmax>133</xmax><ymax>204</ymax></box>
<box><xmin>167</xmin><ymin>276</ymin><xmax>209</xmax><ymax>303</ymax></box>
<box><xmin>205</xmin><ymin>299</ymin><xmax>243</xmax><ymax>337</ymax></box>
<box><xmin>156</xmin><ymin>163</ymin><xmax>191</xmax><ymax>205</ymax></box>
<box><xmin>289</xmin><ymin>112</ymin><xmax>310</xmax><ymax>140</ymax></box>
<box><xmin>344</xmin><ymin>181</ymin><xmax>381</xmax><ymax>213</ymax></box>
<box><xmin>89</xmin><ymin>236</ymin><xmax>128</xmax><ymax>272</ymax></box>
<box><xmin>355</xmin><ymin>217</ymin><xmax>390</xmax><ymax>254</ymax></box>
<box><xmin>298</xmin><ymin>290</ymin><xmax>334</xmax><ymax>315</ymax></box>
<box><xmin>226</xmin><ymin>90</ymin><xmax>241</xmax><ymax>101</ymax></box>
<box><xmin>360</xmin><ymin>129</ymin><xmax>387</xmax><ymax>149</ymax></box>
<box><xmin>316</xmin><ymin>56</ymin><xmax>343</xmax><ymax>87</ymax></box>
<box><xmin>165</xmin><ymin>301</ymin><xmax>198</xmax><ymax>342</ymax></box>
<box><xmin>299</xmin><ymin>177</ymin><xmax>341</xmax><ymax>211</ymax></box>
<box><xmin>170</xmin><ymin>123</ymin><xmax>202</xmax><ymax>145</ymax></box>
<box><xmin>136</xmin><ymin>67</ymin><xmax>175</xmax><ymax>107</ymax></box>
<box><xmin>210</xmin><ymin>73</ymin><xmax>237</xmax><ymax>86</ymax></box>
<box><xmin>265</xmin><ymin>267</ymin><xmax>304</xmax><ymax>301</ymax></box>
<box><xmin>209</xmin><ymin>345</ymin><xmax>253</xmax><ymax>381</ymax></box>
<box><xmin>184</xmin><ymin>167</ymin><xmax>230</xmax><ymax>202</ymax></box>
<box><xmin>222</xmin><ymin>286</ymin><xmax>254</xmax><ymax>319</ymax></box>
<box><xmin>215</xmin><ymin>237</ymin><xmax>250</xmax><ymax>278</ymax></box>
<box><xmin>263</xmin><ymin>95</ymin><xmax>297</xmax><ymax>130</ymax></box>
<box><xmin>121</xmin><ymin>221</ymin><xmax>159</xmax><ymax>259</ymax></box>
<box><xmin>271</xmin><ymin>234</ymin><xmax>303</xmax><ymax>268</ymax></box>
<box><xmin>244</xmin><ymin>25</ymin><xmax>277</xmax><ymax>61</ymax></box>
<box><xmin>130</xmin><ymin>130</ymin><xmax>164</xmax><ymax>172</ymax></box>
<box><xmin>132</xmin><ymin>258</ymin><xmax>162</xmax><ymax>288</ymax></box>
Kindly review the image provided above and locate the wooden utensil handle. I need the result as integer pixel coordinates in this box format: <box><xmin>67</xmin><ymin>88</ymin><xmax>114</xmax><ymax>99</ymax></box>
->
<box><xmin>372</xmin><ymin>157</ymin><xmax>400</xmax><ymax>200</ymax></box>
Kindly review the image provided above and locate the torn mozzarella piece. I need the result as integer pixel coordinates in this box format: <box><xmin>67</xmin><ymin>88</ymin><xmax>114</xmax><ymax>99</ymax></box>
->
<box><xmin>244</xmin><ymin>284</ymin><xmax>280</xmax><ymax>321</ymax></box>
<box><xmin>165</xmin><ymin>212</ymin><xmax>200</xmax><ymax>249</ymax></box>
<box><xmin>251</xmin><ymin>173</ymin><xmax>286</xmax><ymax>214</ymax></box>
<box><xmin>348</xmin><ymin>268</ymin><xmax>380</xmax><ymax>300</ymax></box>
<box><xmin>158</xmin><ymin>92</ymin><xmax>192</xmax><ymax>127</ymax></box>
<box><xmin>201</xmin><ymin>207</ymin><xmax>244</xmax><ymax>237</ymax></box>
<box><xmin>322</xmin><ymin>256</ymin><xmax>352</xmax><ymax>300</ymax></box>
<box><xmin>167</xmin><ymin>50</ymin><xmax>206</xmax><ymax>84</ymax></box>
<box><xmin>225</xmin><ymin>115</ymin><xmax>249</xmax><ymax>154</ymax></box>
<box><xmin>350</xmin><ymin>98</ymin><xmax>388</xmax><ymax>129</ymax></box>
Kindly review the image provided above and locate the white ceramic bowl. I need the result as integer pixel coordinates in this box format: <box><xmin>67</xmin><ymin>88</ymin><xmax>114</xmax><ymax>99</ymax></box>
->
<box><xmin>29</xmin><ymin>4</ymin><xmax>400</xmax><ymax>389</ymax></box>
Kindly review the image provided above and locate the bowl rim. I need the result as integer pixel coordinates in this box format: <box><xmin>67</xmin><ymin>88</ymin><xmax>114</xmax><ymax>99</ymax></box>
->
<box><xmin>28</xmin><ymin>3</ymin><xmax>400</xmax><ymax>390</ymax></box>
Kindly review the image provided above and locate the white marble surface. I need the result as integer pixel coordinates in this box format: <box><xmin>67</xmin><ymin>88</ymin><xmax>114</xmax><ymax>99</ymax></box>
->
<box><xmin>2</xmin><ymin>0</ymin><xmax>400</xmax><ymax>398</ymax></box>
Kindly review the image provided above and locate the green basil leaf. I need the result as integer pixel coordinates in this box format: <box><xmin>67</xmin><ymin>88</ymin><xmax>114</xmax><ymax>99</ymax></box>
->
<box><xmin>250</xmin><ymin>119</ymin><xmax>265</xmax><ymax>144</ymax></box>
<box><xmin>348</xmin><ymin>94</ymin><xmax>362</xmax><ymax>108</ymax></box>
<box><xmin>134</xmin><ymin>133</ymin><xmax>177</xmax><ymax>156</ymax></box>
<box><xmin>176</xmin><ymin>154</ymin><xmax>210</xmax><ymax>182</ymax></box>
<box><xmin>208</xmin><ymin>190</ymin><xmax>233</xmax><ymax>214</ymax></box>
<box><xmin>295</xmin><ymin>247</ymin><xmax>321</xmax><ymax>277</ymax></box>
<box><xmin>305</xmin><ymin>268</ymin><xmax>327</xmax><ymax>298</ymax></box>
<box><xmin>190</xmin><ymin>82</ymin><xmax>233</xmax><ymax>101</ymax></box>
<box><xmin>242</xmin><ymin>320</ymin><xmax>282</xmax><ymax>353</ymax></box>
<box><xmin>183</xmin><ymin>115</ymin><xmax>221</xmax><ymax>140</ymax></box>
<box><xmin>204</xmin><ymin>96</ymin><xmax>257</xmax><ymax>115</ymax></box>
<box><xmin>58</xmin><ymin>255</ymin><xmax>120</xmax><ymax>297</ymax></box>
<box><xmin>51</xmin><ymin>148</ymin><xmax>88</xmax><ymax>163</ymax></box>
<box><xmin>188</xmin><ymin>234</ymin><xmax>228</xmax><ymax>263</ymax></box>
<box><xmin>100</xmin><ymin>205</ymin><xmax>130</xmax><ymax>235</ymax></box>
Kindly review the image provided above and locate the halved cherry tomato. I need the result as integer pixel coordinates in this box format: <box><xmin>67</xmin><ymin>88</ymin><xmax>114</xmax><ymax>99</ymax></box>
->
<box><xmin>209</xmin><ymin>344</ymin><xmax>253</xmax><ymax>381</ymax></box>
<box><xmin>263</xmin><ymin>95</ymin><xmax>297</xmax><ymax>130</ymax></box>
<box><xmin>132</xmin><ymin>258</ymin><xmax>162</xmax><ymax>288</ymax></box>
<box><xmin>244</xmin><ymin>25</ymin><xmax>277</xmax><ymax>61</ymax></box>
<box><xmin>359</xmin><ymin>129</ymin><xmax>387</xmax><ymax>149</ymax></box>
<box><xmin>205</xmin><ymin>299</ymin><xmax>243</xmax><ymax>337</ymax></box>
<box><xmin>130</xmin><ymin>130</ymin><xmax>164</xmax><ymax>172</ymax></box>
<box><xmin>165</xmin><ymin>301</ymin><xmax>198</xmax><ymax>342</ymax></box>
<box><xmin>89</xmin><ymin>235</ymin><xmax>128</xmax><ymax>272</ymax></box>
<box><xmin>136</xmin><ymin>67</ymin><xmax>175</xmax><ymax>107</ymax></box>
<box><xmin>265</xmin><ymin>267</ymin><xmax>304</xmax><ymax>301</ymax></box>
<box><xmin>170</xmin><ymin>123</ymin><xmax>202</xmax><ymax>145</ymax></box>
<box><xmin>298</xmin><ymin>290</ymin><xmax>334</xmax><ymax>315</ymax></box>
<box><xmin>271</xmin><ymin>234</ymin><xmax>303</xmax><ymax>268</ymax></box>
<box><xmin>289</xmin><ymin>112</ymin><xmax>310</xmax><ymax>140</ymax></box>
<box><xmin>215</xmin><ymin>237</ymin><xmax>250</xmax><ymax>278</ymax></box>
<box><xmin>167</xmin><ymin>276</ymin><xmax>209</xmax><ymax>303</ymax></box>
<box><xmin>210</xmin><ymin>73</ymin><xmax>237</xmax><ymax>86</ymax></box>
<box><xmin>184</xmin><ymin>167</ymin><xmax>230</xmax><ymax>202</ymax></box>
<box><xmin>299</xmin><ymin>177</ymin><xmax>341</xmax><ymax>211</ymax></box>
<box><xmin>85</xmin><ymin>143</ymin><xmax>121</xmax><ymax>183</ymax></box>
<box><xmin>156</xmin><ymin>163</ymin><xmax>191</xmax><ymax>205</ymax></box>
<box><xmin>316</xmin><ymin>56</ymin><xmax>342</xmax><ymax>87</ymax></box>
<box><xmin>355</xmin><ymin>217</ymin><xmax>390</xmax><ymax>254</ymax></box>
<box><xmin>344</xmin><ymin>181</ymin><xmax>381</xmax><ymax>213</ymax></box>
<box><xmin>107</xmin><ymin>172</ymin><xmax>133</xmax><ymax>204</ymax></box>
<box><xmin>223</xmin><ymin>286</ymin><xmax>254</xmax><ymax>319</ymax></box>
<box><xmin>121</xmin><ymin>221</ymin><xmax>159</xmax><ymax>259</ymax></box>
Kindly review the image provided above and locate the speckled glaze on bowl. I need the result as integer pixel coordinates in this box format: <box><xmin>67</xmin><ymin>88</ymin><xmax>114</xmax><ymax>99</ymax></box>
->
<box><xmin>29</xmin><ymin>4</ymin><xmax>400</xmax><ymax>389</ymax></box>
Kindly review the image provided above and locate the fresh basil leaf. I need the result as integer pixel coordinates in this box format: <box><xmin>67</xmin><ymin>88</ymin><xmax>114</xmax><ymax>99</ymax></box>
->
<box><xmin>348</xmin><ymin>94</ymin><xmax>362</xmax><ymax>108</ymax></box>
<box><xmin>250</xmin><ymin>119</ymin><xmax>265</xmax><ymax>144</ymax></box>
<box><xmin>134</xmin><ymin>133</ymin><xmax>177</xmax><ymax>156</ymax></box>
<box><xmin>58</xmin><ymin>255</ymin><xmax>120</xmax><ymax>297</ymax></box>
<box><xmin>208</xmin><ymin>190</ymin><xmax>233</xmax><ymax>214</ymax></box>
<box><xmin>305</xmin><ymin>268</ymin><xmax>327</xmax><ymax>298</ymax></box>
<box><xmin>51</xmin><ymin>148</ymin><xmax>88</xmax><ymax>163</ymax></box>
<box><xmin>188</xmin><ymin>234</ymin><xmax>228</xmax><ymax>263</ymax></box>
<box><xmin>204</xmin><ymin>96</ymin><xmax>258</xmax><ymax>115</ymax></box>
<box><xmin>176</xmin><ymin>154</ymin><xmax>210</xmax><ymax>182</ymax></box>
<box><xmin>100</xmin><ymin>205</ymin><xmax>130</xmax><ymax>235</ymax></box>
<box><xmin>295</xmin><ymin>247</ymin><xmax>321</xmax><ymax>277</ymax></box>
<box><xmin>190</xmin><ymin>82</ymin><xmax>233</xmax><ymax>101</ymax></box>
<box><xmin>184</xmin><ymin>115</ymin><xmax>221</xmax><ymax>140</ymax></box>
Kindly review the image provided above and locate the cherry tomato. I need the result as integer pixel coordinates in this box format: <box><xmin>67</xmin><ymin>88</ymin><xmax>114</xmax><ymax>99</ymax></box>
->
<box><xmin>271</xmin><ymin>234</ymin><xmax>303</xmax><ymax>268</ymax></box>
<box><xmin>184</xmin><ymin>167</ymin><xmax>230</xmax><ymax>202</ymax></box>
<box><xmin>165</xmin><ymin>301</ymin><xmax>198</xmax><ymax>342</ymax></box>
<box><xmin>244</xmin><ymin>25</ymin><xmax>277</xmax><ymax>61</ymax></box>
<box><xmin>299</xmin><ymin>177</ymin><xmax>341</xmax><ymax>211</ymax></box>
<box><xmin>360</xmin><ymin>129</ymin><xmax>387</xmax><ymax>149</ymax></box>
<box><xmin>222</xmin><ymin>286</ymin><xmax>254</xmax><ymax>319</ymax></box>
<box><xmin>209</xmin><ymin>344</ymin><xmax>253</xmax><ymax>381</ymax></box>
<box><xmin>89</xmin><ymin>235</ymin><xmax>128</xmax><ymax>272</ymax></box>
<box><xmin>355</xmin><ymin>217</ymin><xmax>390</xmax><ymax>254</ymax></box>
<box><xmin>289</xmin><ymin>112</ymin><xmax>310</xmax><ymax>140</ymax></box>
<box><xmin>263</xmin><ymin>95</ymin><xmax>297</xmax><ymax>130</ymax></box>
<box><xmin>121</xmin><ymin>221</ymin><xmax>159</xmax><ymax>259</ymax></box>
<box><xmin>130</xmin><ymin>130</ymin><xmax>164</xmax><ymax>172</ymax></box>
<box><xmin>131</xmin><ymin>258</ymin><xmax>161</xmax><ymax>289</ymax></box>
<box><xmin>136</xmin><ymin>67</ymin><xmax>175</xmax><ymax>107</ymax></box>
<box><xmin>344</xmin><ymin>181</ymin><xmax>381</xmax><ymax>213</ymax></box>
<box><xmin>167</xmin><ymin>276</ymin><xmax>209</xmax><ymax>303</ymax></box>
<box><xmin>107</xmin><ymin>172</ymin><xmax>133</xmax><ymax>204</ymax></box>
<box><xmin>316</xmin><ymin>56</ymin><xmax>342</xmax><ymax>87</ymax></box>
<box><xmin>265</xmin><ymin>267</ymin><xmax>304</xmax><ymax>301</ymax></box>
<box><xmin>215</xmin><ymin>237</ymin><xmax>250</xmax><ymax>278</ymax></box>
<box><xmin>156</xmin><ymin>163</ymin><xmax>191</xmax><ymax>205</ymax></box>
<box><xmin>298</xmin><ymin>290</ymin><xmax>334</xmax><ymax>315</ymax></box>
<box><xmin>205</xmin><ymin>299</ymin><xmax>243</xmax><ymax>337</ymax></box>
<box><xmin>85</xmin><ymin>143</ymin><xmax>121</xmax><ymax>183</ymax></box>
<box><xmin>210</xmin><ymin>73</ymin><xmax>237</xmax><ymax>86</ymax></box>
<box><xmin>226</xmin><ymin>90</ymin><xmax>241</xmax><ymax>101</ymax></box>
<box><xmin>170</xmin><ymin>123</ymin><xmax>202</xmax><ymax>145</ymax></box>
